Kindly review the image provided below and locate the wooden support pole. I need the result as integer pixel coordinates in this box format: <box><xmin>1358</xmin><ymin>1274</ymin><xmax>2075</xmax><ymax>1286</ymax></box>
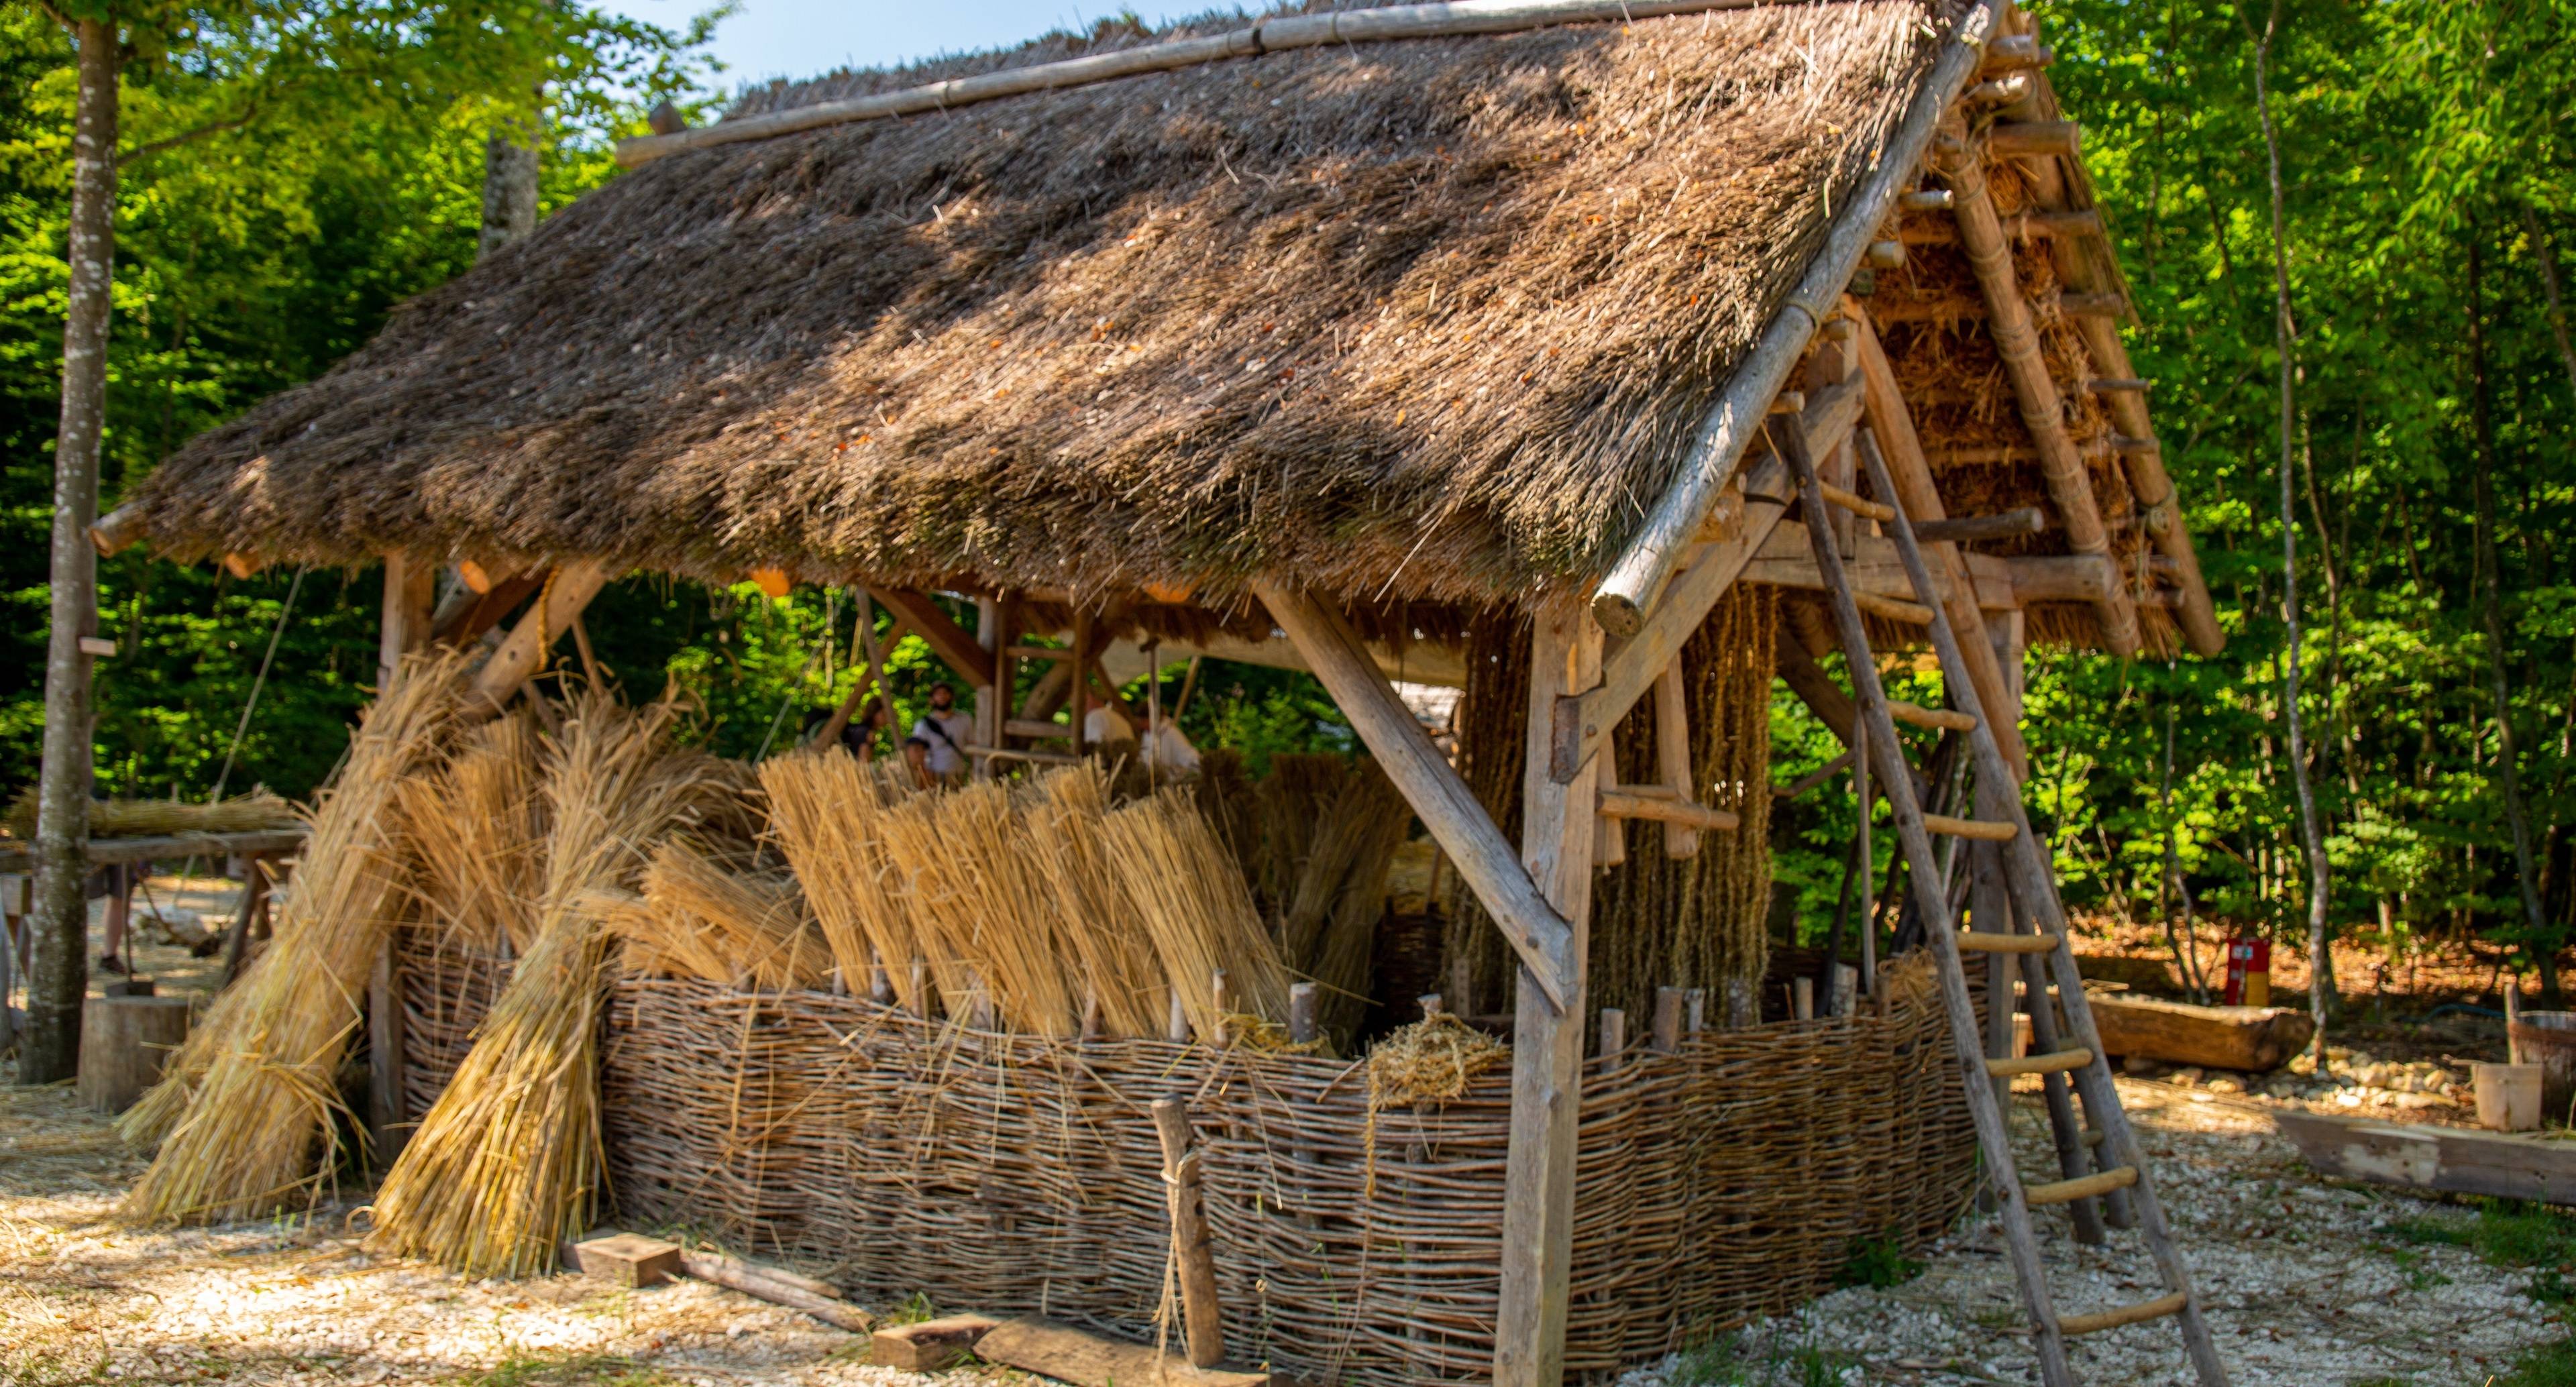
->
<box><xmin>1071</xmin><ymin>610</ymin><xmax>1094</xmax><ymax>759</ymax></box>
<box><xmin>1253</xmin><ymin>582</ymin><xmax>1574</xmax><ymax>1010</ymax></box>
<box><xmin>469</xmin><ymin>560</ymin><xmax>612</xmax><ymax>716</ymax></box>
<box><xmin>1150</xmin><ymin>1097</ymin><xmax>1226</xmax><ymax>1370</ymax></box>
<box><xmin>378</xmin><ymin>552</ymin><xmax>436</xmax><ymax>689</ymax></box>
<box><xmin>1652</xmin><ymin>663</ymin><xmax>1700</xmax><ymax>859</ymax></box>
<box><xmin>1652</xmin><ymin>987</ymin><xmax>1684</xmax><ymax>1052</ymax></box>
<box><xmin>1929</xmin><ymin>139</ymin><xmax>2139</xmax><ymax>657</ymax></box>
<box><xmin>1493</xmin><ymin>596</ymin><xmax>1601</xmax><ymax>1387</ymax></box>
<box><xmin>369</xmin><ymin>932</ymin><xmax>408</xmax><ymax>1166</ymax></box>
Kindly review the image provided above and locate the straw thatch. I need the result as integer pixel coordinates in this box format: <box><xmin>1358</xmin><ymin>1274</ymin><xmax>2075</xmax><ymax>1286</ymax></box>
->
<box><xmin>121</xmin><ymin>1</ymin><xmax>1958</xmax><ymax>608</ymax></box>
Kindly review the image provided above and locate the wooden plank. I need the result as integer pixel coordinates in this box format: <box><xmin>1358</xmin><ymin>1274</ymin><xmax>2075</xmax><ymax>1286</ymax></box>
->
<box><xmin>1495</xmin><ymin>596</ymin><xmax>1601</xmax><ymax>1387</ymax></box>
<box><xmin>2274</xmin><ymin>1109</ymin><xmax>2576</xmax><ymax>1205</ymax></box>
<box><xmin>975</xmin><ymin>1318</ymin><xmax>1269</xmax><ymax>1387</ymax></box>
<box><xmin>874</xmin><ymin>589</ymin><xmax>998</xmax><ymax>689</ymax></box>
<box><xmin>570</xmin><ymin>1233</ymin><xmax>684</xmax><ymax>1287</ymax></box>
<box><xmin>1652</xmin><ymin>663</ymin><xmax>1700</xmax><ymax>859</ymax></box>
<box><xmin>1253</xmin><ymin>581</ymin><xmax>1572</xmax><ymax>1011</ymax></box>
<box><xmin>871</xmin><ymin>1315</ymin><xmax>1002</xmax><ymax>1371</ymax></box>
<box><xmin>0</xmin><ymin>828</ymin><xmax>305</xmax><ymax>874</ymax></box>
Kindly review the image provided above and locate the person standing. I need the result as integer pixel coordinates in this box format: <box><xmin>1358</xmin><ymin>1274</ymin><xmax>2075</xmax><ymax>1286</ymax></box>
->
<box><xmin>909</xmin><ymin>682</ymin><xmax>975</xmax><ymax>784</ymax></box>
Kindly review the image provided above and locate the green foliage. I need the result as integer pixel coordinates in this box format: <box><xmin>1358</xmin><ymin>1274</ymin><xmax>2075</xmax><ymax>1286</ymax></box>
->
<box><xmin>1667</xmin><ymin>1332</ymin><xmax>1858</xmax><ymax>1387</ymax></box>
<box><xmin>1834</xmin><ymin>1233</ymin><xmax>1924</xmax><ymax>1290</ymax></box>
<box><xmin>2383</xmin><ymin>1199</ymin><xmax>2576</xmax><ymax>1304</ymax></box>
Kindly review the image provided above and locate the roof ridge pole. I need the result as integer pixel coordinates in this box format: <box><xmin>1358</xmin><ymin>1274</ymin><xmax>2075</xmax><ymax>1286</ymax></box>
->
<box><xmin>615</xmin><ymin>1</ymin><xmax>1778</xmax><ymax>169</ymax></box>
<box><xmin>1930</xmin><ymin>127</ymin><xmax>2141</xmax><ymax>657</ymax></box>
<box><xmin>1590</xmin><ymin>0</ymin><xmax>2003</xmax><ymax>641</ymax></box>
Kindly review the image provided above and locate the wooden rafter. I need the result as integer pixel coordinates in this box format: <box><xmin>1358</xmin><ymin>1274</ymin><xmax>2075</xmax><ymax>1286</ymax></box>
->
<box><xmin>468</xmin><ymin>559</ymin><xmax>612</xmax><ymax>715</ymax></box>
<box><xmin>1929</xmin><ymin>133</ymin><xmax>2141</xmax><ymax>657</ymax></box>
<box><xmin>875</xmin><ymin>588</ymin><xmax>998</xmax><ymax>688</ymax></box>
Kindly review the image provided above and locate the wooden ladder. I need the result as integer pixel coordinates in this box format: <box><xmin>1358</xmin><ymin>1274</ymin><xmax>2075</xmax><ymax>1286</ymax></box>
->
<box><xmin>1775</xmin><ymin>413</ymin><xmax>2230</xmax><ymax>1387</ymax></box>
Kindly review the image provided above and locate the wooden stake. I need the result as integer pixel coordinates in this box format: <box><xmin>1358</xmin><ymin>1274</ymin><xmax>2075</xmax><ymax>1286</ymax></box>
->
<box><xmin>1150</xmin><ymin>1097</ymin><xmax>1226</xmax><ymax>1370</ymax></box>
<box><xmin>1597</xmin><ymin>1007</ymin><xmax>1626</xmax><ymax>1066</ymax></box>
<box><xmin>1652</xmin><ymin>987</ymin><xmax>1684</xmax><ymax>1052</ymax></box>
<box><xmin>1287</xmin><ymin>982</ymin><xmax>1318</xmax><ymax>1046</ymax></box>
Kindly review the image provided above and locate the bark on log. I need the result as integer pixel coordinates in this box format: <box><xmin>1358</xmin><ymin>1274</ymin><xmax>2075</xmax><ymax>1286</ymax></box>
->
<box><xmin>77</xmin><ymin>994</ymin><xmax>191</xmax><ymax>1113</ymax></box>
<box><xmin>2087</xmin><ymin>994</ymin><xmax>2315</xmax><ymax>1072</ymax></box>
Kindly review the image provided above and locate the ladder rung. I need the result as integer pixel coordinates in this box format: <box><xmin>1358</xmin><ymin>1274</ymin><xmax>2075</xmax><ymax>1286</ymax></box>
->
<box><xmin>1598</xmin><ymin>788</ymin><xmax>1741</xmax><ymax>834</ymax></box>
<box><xmin>1819</xmin><ymin>482</ymin><xmax>1897</xmax><ymax>522</ymax></box>
<box><xmin>1924</xmin><ymin>813</ymin><xmax>2019</xmax><ymax>842</ymax></box>
<box><xmin>1853</xmin><ymin>591</ymin><xmax>1936</xmax><ymax>624</ymax></box>
<box><xmin>2083</xmin><ymin>1128</ymin><xmax>2107</xmax><ymax>1148</ymax></box>
<box><xmin>2025</xmin><ymin>1164</ymin><xmax>2137</xmax><ymax>1207</ymax></box>
<box><xmin>1957</xmin><ymin>930</ymin><xmax>2060</xmax><ymax>954</ymax></box>
<box><xmin>1888</xmin><ymin>699</ymin><xmax>1978</xmax><ymax>732</ymax></box>
<box><xmin>1986</xmin><ymin>1046</ymin><xmax>2093</xmax><ymax>1078</ymax></box>
<box><xmin>2057</xmin><ymin>1291</ymin><xmax>2188</xmax><ymax>1337</ymax></box>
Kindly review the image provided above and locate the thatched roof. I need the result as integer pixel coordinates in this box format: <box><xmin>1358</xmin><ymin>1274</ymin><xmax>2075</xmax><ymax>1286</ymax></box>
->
<box><xmin>120</xmin><ymin>0</ymin><xmax>2214</xmax><ymax>653</ymax></box>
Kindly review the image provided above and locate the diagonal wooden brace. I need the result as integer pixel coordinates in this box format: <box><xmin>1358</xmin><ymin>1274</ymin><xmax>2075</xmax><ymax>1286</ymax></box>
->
<box><xmin>1254</xmin><ymin>581</ymin><xmax>1574</xmax><ymax>1012</ymax></box>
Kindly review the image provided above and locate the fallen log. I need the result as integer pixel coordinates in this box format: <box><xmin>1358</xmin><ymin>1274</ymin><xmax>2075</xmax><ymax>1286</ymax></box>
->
<box><xmin>2275</xmin><ymin>1109</ymin><xmax>2576</xmax><ymax>1205</ymax></box>
<box><xmin>2088</xmin><ymin>993</ymin><xmax>2314</xmax><ymax>1072</ymax></box>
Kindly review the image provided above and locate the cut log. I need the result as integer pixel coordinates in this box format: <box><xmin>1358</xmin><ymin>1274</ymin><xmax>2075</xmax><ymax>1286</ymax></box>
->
<box><xmin>871</xmin><ymin>1315</ymin><xmax>1002</xmax><ymax>1371</ymax></box>
<box><xmin>76</xmin><ymin>994</ymin><xmax>191</xmax><ymax>1113</ymax></box>
<box><xmin>2088</xmin><ymin>994</ymin><xmax>2314</xmax><ymax>1072</ymax></box>
<box><xmin>570</xmin><ymin>1233</ymin><xmax>684</xmax><ymax>1287</ymax></box>
<box><xmin>2274</xmin><ymin>1108</ymin><xmax>2576</xmax><ymax>1205</ymax></box>
<box><xmin>676</xmin><ymin>1248</ymin><xmax>869</xmax><ymax>1331</ymax></box>
<box><xmin>975</xmin><ymin>1318</ymin><xmax>1269</xmax><ymax>1387</ymax></box>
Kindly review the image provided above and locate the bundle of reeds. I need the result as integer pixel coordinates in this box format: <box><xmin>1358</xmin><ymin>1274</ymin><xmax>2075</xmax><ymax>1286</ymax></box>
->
<box><xmin>1101</xmin><ymin>789</ymin><xmax>1291</xmax><ymax>1040</ymax></box>
<box><xmin>366</xmin><ymin>693</ymin><xmax>729</xmax><ymax>1276</ymax></box>
<box><xmin>600</xmin><ymin>840</ymin><xmax>824</xmax><ymax>991</ymax></box>
<box><xmin>7</xmin><ymin>786</ymin><xmax>299</xmax><ymax>842</ymax></box>
<box><xmin>761</xmin><ymin>748</ymin><xmax>925</xmax><ymax>1008</ymax></box>
<box><xmin>1191</xmin><ymin>746</ymin><xmax>1260</xmax><ymax>891</ymax></box>
<box><xmin>1278</xmin><ymin>763</ymin><xmax>1413</xmax><ymax>1044</ymax></box>
<box><xmin>1026</xmin><ymin>764</ymin><xmax>1168</xmax><ymax>1036</ymax></box>
<box><xmin>119</xmin><ymin>651</ymin><xmax>471</xmax><ymax>1223</ymax></box>
<box><xmin>394</xmin><ymin>712</ymin><xmax>547</xmax><ymax>956</ymax></box>
<box><xmin>1254</xmin><ymin>754</ymin><xmax>1349</xmax><ymax>907</ymax></box>
<box><xmin>879</xmin><ymin>779</ymin><xmax>1083</xmax><ymax>1035</ymax></box>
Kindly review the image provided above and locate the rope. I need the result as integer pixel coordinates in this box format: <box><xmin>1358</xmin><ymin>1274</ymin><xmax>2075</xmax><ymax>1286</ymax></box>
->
<box><xmin>207</xmin><ymin>566</ymin><xmax>307</xmax><ymax>806</ymax></box>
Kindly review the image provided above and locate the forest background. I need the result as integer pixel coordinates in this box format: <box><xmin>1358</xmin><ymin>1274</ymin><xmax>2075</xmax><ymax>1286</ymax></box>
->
<box><xmin>4</xmin><ymin>0</ymin><xmax>2572</xmax><ymax>1006</ymax></box>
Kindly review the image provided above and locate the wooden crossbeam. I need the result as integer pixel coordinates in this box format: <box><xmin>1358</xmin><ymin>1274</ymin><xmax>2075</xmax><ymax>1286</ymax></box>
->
<box><xmin>875</xmin><ymin>589</ymin><xmax>998</xmax><ymax>688</ymax></box>
<box><xmin>469</xmin><ymin>560</ymin><xmax>612</xmax><ymax>716</ymax></box>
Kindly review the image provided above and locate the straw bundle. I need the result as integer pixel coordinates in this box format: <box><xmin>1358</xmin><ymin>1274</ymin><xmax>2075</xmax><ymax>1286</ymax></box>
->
<box><xmin>1254</xmin><ymin>755</ymin><xmax>1349</xmax><ymax>907</ymax></box>
<box><xmin>1191</xmin><ymin>747</ymin><xmax>1261</xmax><ymax>891</ymax></box>
<box><xmin>366</xmin><ymin>693</ymin><xmax>729</xmax><ymax>1276</ymax></box>
<box><xmin>760</xmin><ymin>749</ymin><xmax>925</xmax><ymax>1009</ymax></box>
<box><xmin>1279</xmin><ymin>763</ymin><xmax>1413</xmax><ymax>1044</ymax></box>
<box><xmin>119</xmin><ymin>651</ymin><xmax>470</xmax><ymax>1223</ymax></box>
<box><xmin>393</xmin><ymin>712</ymin><xmax>546</xmax><ymax>954</ymax></box>
<box><xmin>878</xmin><ymin>779</ymin><xmax>1083</xmax><ymax>1035</ymax></box>
<box><xmin>1100</xmin><ymin>789</ymin><xmax>1291</xmax><ymax>1040</ymax></box>
<box><xmin>1026</xmin><ymin>764</ymin><xmax>1169</xmax><ymax>1037</ymax></box>
<box><xmin>7</xmin><ymin>787</ymin><xmax>299</xmax><ymax>841</ymax></box>
<box><xmin>600</xmin><ymin>841</ymin><xmax>825</xmax><ymax>991</ymax></box>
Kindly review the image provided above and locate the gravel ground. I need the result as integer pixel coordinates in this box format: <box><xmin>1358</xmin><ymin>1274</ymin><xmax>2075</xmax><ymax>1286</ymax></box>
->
<box><xmin>5</xmin><ymin>921</ymin><xmax>2562</xmax><ymax>1387</ymax></box>
<box><xmin>1620</xmin><ymin>1080</ymin><xmax>2563</xmax><ymax>1386</ymax></box>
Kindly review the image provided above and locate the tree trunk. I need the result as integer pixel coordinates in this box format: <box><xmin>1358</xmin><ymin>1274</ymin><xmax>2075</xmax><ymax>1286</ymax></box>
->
<box><xmin>2522</xmin><ymin>203</ymin><xmax>2576</xmax><ymax>405</ymax></box>
<box><xmin>2247</xmin><ymin>1</ymin><xmax>2332</xmax><ymax>1044</ymax></box>
<box><xmin>2466</xmin><ymin>229</ymin><xmax>2560</xmax><ymax>1004</ymax></box>
<box><xmin>21</xmin><ymin>19</ymin><xmax>120</xmax><ymax>1084</ymax></box>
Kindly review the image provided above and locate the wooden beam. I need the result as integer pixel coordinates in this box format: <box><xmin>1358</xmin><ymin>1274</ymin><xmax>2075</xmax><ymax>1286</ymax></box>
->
<box><xmin>1552</xmin><ymin>374</ymin><xmax>1866</xmax><ymax>783</ymax></box>
<box><xmin>1493</xmin><ymin>595</ymin><xmax>1601</xmax><ymax>1387</ymax></box>
<box><xmin>1599</xmin><ymin>789</ymin><xmax>1738</xmax><ymax>833</ymax></box>
<box><xmin>1847</xmin><ymin>309</ymin><xmax>2031</xmax><ymax>773</ymax></box>
<box><xmin>1989</xmin><ymin>120</ymin><xmax>2080</xmax><ymax>160</ymax></box>
<box><xmin>1930</xmin><ymin>137</ymin><xmax>2139</xmax><ymax>657</ymax></box>
<box><xmin>875</xmin><ymin>589</ymin><xmax>998</xmax><ymax>689</ymax></box>
<box><xmin>88</xmin><ymin>502</ymin><xmax>144</xmax><ymax>556</ymax></box>
<box><xmin>1915</xmin><ymin>508</ymin><xmax>2045</xmax><ymax>543</ymax></box>
<box><xmin>1252</xmin><ymin>581</ymin><xmax>1572</xmax><ymax>1011</ymax></box>
<box><xmin>1652</xmin><ymin>664</ymin><xmax>1701</xmax><ymax>859</ymax></box>
<box><xmin>1896</xmin><ymin>208</ymin><xmax>2102</xmax><ymax>247</ymax></box>
<box><xmin>469</xmin><ymin>560</ymin><xmax>612</xmax><ymax>716</ymax></box>
<box><xmin>437</xmin><ymin>571</ymin><xmax>544</xmax><ymax>647</ymax></box>
<box><xmin>1586</xmin><ymin>0</ymin><xmax>2002</xmax><ymax>638</ymax></box>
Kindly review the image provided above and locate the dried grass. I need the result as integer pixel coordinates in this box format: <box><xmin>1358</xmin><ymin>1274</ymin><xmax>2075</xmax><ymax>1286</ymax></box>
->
<box><xmin>5</xmin><ymin>788</ymin><xmax>299</xmax><ymax>842</ymax></box>
<box><xmin>1099</xmin><ymin>789</ymin><xmax>1291</xmax><ymax>1039</ymax></box>
<box><xmin>1278</xmin><ymin>763</ymin><xmax>1412</xmax><ymax>1045</ymax></box>
<box><xmin>760</xmin><ymin>749</ymin><xmax>926</xmax><ymax>1009</ymax></box>
<box><xmin>1027</xmin><ymin>763</ymin><xmax>1169</xmax><ymax>1037</ymax></box>
<box><xmin>602</xmin><ymin>841</ymin><xmax>824</xmax><ymax>991</ymax></box>
<box><xmin>364</xmin><ymin>692</ymin><xmax>731</xmax><ymax>1277</ymax></box>
<box><xmin>394</xmin><ymin>713</ymin><xmax>546</xmax><ymax>954</ymax></box>
<box><xmin>877</xmin><ymin>780</ymin><xmax>1083</xmax><ymax>1035</ymax></box>
<box><xmin>118</xmin><ymin>652</ymin><xmax>472</xmax><ymax>1224</ymax></box>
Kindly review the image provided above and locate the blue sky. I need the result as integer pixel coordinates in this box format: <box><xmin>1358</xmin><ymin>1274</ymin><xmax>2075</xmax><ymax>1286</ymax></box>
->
<box><xmin>600</xmin><ymin>1</ymin><xmax>1212</xmax><ymax>92</ymax></box>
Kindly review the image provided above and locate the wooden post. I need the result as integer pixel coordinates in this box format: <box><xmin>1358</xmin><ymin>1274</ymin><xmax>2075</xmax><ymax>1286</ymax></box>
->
<box><xmin>378</xmin><ymin>551</ymin><xmax>437</xmax><ymax>690</ymax></box>
<box><xmin>973</xmin><ymin>597</ymin><xmax>1002</xmax><ymax>777</ymax></box>
<box><xmin>1071</xmin><ymin>610</ymin><xmax>1095</xmax><ymax>757</ymax></box>
<box><xmin>1792</xmin><ymin>977</ymin><xmax>1815</xmax><ymax>1021</ymax></box>
<box><xmin>1684</xmin><ymin>988</ymin><xmax>1706</xmax><ymax>1036</ymax></box>
<box><xmin>1494</xmin><ymin>596</ymin><xmax>1600</xmax><ymax>1387</ymax></box>
<box><xmin>469</xmin><ymin>560</ymin><xmax>612</xmax><ymax>715</ymax></box>
<box><xmin>989</xmin><ymin>596</ymin><xmax>1018</xmax><ymax>767</ymax></box>
<box><xmin>1653</xmin><ymin>665</ymin><xmax>1701</xmax><ymax>859</ymax></box>
<box><xmin>1167</xmin><ymin>987</ymin><xmax>1189</xmax><ymax>1044</ymax></box>
<box><xmin>370</xmin><ymin>932</ymin><xmax>408</xmax><ymax>1166</ymax></box>
<box><xmin>1287</xmin><ymin>982</ymin><xmax>1318</xmax><ymax>1046</ymax></box>
<box><xmin>1652</xmin><ymin>987</ymin><xmax>1684</xmax><ymax>1052</ymax></box>
<box><xmin>1150</xmin><ymin>1097</ymin><xmax>1226</xmax><ymax>1370</ymax></box>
